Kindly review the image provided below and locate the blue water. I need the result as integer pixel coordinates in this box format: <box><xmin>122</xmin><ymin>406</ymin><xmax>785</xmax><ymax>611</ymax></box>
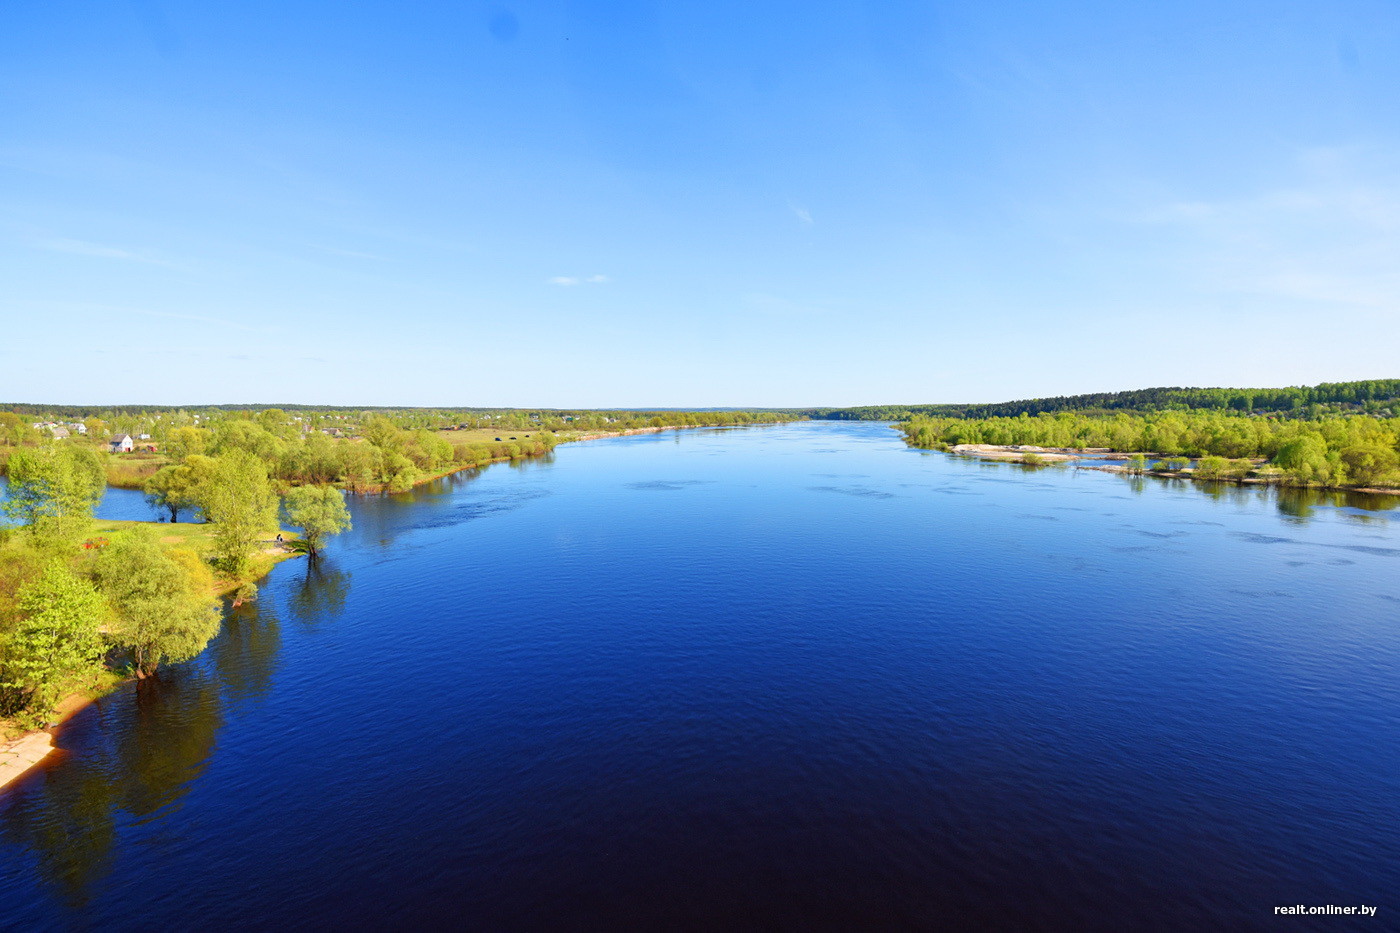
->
<box><xmin>0</xmin><ymin>480</ymin><xmax>163</xmax><ymax>525</ymax></box>
<box><xmin>2</xmin><ymin>422</ymin><xmax>1397</xmax><ymax>930</ymax></box>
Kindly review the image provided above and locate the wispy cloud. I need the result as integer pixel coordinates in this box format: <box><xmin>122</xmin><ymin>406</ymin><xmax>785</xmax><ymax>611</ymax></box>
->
<box><xmin>549</xmin><ymin>274</ymin><xmax>610</xmax><ymax>286</ymax></box>
<box><xmin>33</xmin><ymin>237</ymin><xmax>176</xmax><ymax>266</ymax></box>
<box><xmin>789</xmin><ymin>202</ymin><xmax>814</xmax><ymax>226</ymax></box>
<box><xmin>1134</xmin><ymin>148</ymin><xmax>1400</xmax><ymax>313</ymax></box>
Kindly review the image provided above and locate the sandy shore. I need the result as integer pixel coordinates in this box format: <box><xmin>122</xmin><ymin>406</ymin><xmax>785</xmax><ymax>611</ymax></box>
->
<box><xmin>0</xmin><ymin>692</ymin><xmax>107</xmax><ymax>794</ymax></box>
<box><xmin>949</xmin><ymin>443</ymin><xmax>1088</xmax><ymax>462</ymax></box>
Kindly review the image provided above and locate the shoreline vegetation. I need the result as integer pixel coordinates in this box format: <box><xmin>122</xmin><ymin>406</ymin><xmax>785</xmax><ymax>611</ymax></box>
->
<box><xmin>0</xmin><ymin>414</ymin><xmax>795</xmax><ymax>790</ymax></box>
<box><xmin>938</xmin><ymin>443</ymin><xmax>1400</xmax><ymax>495</ymax></box>
<box><xmin>891</xmin><ymin>381</ymin><xmax>1400</xmax><ymax>494</ymax></box>
<box><xmin>2</xmin><ymin>380</ymin><xmax>1398</xmax><ymax>787</ymax></box>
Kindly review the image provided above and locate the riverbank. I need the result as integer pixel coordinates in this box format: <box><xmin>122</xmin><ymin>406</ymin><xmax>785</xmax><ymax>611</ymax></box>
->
<box><xmin>385</xmin><ymin>421</ymin><xmax>790</xmax><ymax>494</ymax></box>
<box><xmin>0</xmin><ymin>678</ymin><xmax>123</xmax><ymax>792</ymax></box>
<box><xmin>942</xmin><ymin>443</ymin><xmax>1399</xmax><ymax>495</ymax></box>
<box><xmin>0</xmin><ymin>524</ymin><xmax>300</xmax><ymax>791</ymax></box>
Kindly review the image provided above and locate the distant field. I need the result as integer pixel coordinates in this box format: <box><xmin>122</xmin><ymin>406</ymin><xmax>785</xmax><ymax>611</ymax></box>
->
<box><xmin>435</xmin><ymin>427</ymin><xmax>554</xmax><ymax>445</ymax></box>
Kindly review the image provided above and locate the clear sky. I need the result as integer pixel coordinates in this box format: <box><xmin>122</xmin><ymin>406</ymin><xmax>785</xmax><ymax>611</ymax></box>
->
<box><xmin>3</xmin><ymin>1</ymin><xmax>1398</xmax><ymax>407</ymax></box>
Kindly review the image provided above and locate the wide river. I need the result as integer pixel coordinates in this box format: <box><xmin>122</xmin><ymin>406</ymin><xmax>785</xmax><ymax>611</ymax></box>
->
<box><xmin>2</xmin><ymin>421</ymin><xmax>1398</xmax><ymax>930</ymax></box>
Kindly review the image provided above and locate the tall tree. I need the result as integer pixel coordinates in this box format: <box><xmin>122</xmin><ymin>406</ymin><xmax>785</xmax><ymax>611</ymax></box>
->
<box><xmin>282</xmin><ymin>485</ymin><xmax>352</xmax><ymax>556</ymax></box>
<box><xmin>94</xmin><ymin>530</ymin><xmax>220</xmax><ymax>677</ymax></box>
<box><xmin>1</xmin><ymin>445</ymin><xmax>105</xmax><ymax>542</ymax></box>
<box><xmin>144</xmin><ymin>461</ymin><xmax>202</xmax><ymax>522</ymax></box>
<box><xmin>198</xmin><ymin>452</ymin><xmax>280</xmax><ymax>577</ymax></box>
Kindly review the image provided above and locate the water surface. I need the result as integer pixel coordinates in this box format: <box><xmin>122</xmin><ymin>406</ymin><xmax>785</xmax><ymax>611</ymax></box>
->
<box><xmin>2</xmin><ymin>422</ymin><xmax>1397</xmax><ymax>930</ymax></box>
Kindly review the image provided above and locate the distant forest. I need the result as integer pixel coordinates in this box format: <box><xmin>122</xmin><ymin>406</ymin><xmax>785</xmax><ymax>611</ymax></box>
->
<box><xmin>807</xmin><ymin>379</ymin><xmax>1400</xmax><ymax>422</ymax></box>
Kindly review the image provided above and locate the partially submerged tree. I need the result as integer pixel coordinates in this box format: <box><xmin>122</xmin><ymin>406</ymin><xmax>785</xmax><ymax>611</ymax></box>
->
<box><xmin>282</xmin><ymin>485</ymin><xmax>352</xmax><ymax>557</ymax></box>
<box><xmin>94</xmin><ymin>530</ymin><xmax>220</xmax><ymax>678</ymax></box>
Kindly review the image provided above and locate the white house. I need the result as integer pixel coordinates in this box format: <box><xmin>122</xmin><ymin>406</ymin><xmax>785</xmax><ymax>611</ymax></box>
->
<box><xmin>110</xmin><ymin>434</ymin><xmax>135</xmax><ymax>453</ymax></box>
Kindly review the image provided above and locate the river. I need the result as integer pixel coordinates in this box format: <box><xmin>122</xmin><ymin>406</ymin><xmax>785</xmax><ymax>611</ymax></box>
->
<box><xmin>2</xmin><ymin>421</ymin><xmax>1397</xmax><ymax>930</ymax></box>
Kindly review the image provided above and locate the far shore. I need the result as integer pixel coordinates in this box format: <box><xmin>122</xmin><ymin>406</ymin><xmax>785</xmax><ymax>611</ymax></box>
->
<box><xmin>3</xmin><ymin>421</ymin><xmax>787</xmax><ymax>792</ymax></box>
<box><xmin>944</xmin><ymin>443</ymin><xmax>1399</xmax><ymax>496</ymax></box>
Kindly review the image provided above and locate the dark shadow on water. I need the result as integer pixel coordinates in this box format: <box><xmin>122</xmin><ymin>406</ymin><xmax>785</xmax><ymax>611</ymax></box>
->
<box><xmin>211</xmin><ymin>595</ymin><xmax>282</xmax><ymax>705</ymax></box>
<box><xmin>2</xmin><ymin>668</ymin><xmax>224</xmax><ymax>911</ymax></box>
<box><xmin>288</xmin><ymin>560</ymin><xmax>352</xmax><ymax>626</ymax></box>
<box><xmin>1111</xmin><ymin>471</ymin><xmax>1398</xmax><ymax>523</ymax></box>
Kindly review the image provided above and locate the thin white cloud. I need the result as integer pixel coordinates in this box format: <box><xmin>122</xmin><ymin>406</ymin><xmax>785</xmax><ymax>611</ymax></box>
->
<box><xmin>549</xmin><ymin>274</ymin><xmax>609</xmax><ymax>286</ymax></box>
<box><xmin>549</xmin><ymin>276</ymin><xmax>579</xmax><ymax>286</ymax></box>
<box><xmin>1134</xmin><ymin>148</ymin><xmax>1400</xmax><ymax>313</ymax></box>
<box><xmin>789</xmin><ymin>202</ymin><xmax>814</xmax><ymax>226</ymax></box>
<box><xmin>33</xmin><ymin>237</ymin><xmax>175</xmax><ymax>266</ymax></box>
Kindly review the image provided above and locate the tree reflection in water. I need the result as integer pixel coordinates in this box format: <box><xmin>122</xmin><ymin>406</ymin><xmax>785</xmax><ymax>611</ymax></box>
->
<box><xmin>1</xmin><ymin>557</ymin><xmax>353</xmax><ymax>911</ymax></box>
<box><xmin>1112</xmin><ymin>470</ymin><xmax>1399</xmax><ymax>523</ymax></box>
<box><xmin>1</xmin><ymin>669</ymin><xmax>222</xmax><ymax>907</ymax></box>
<box><xmin>289</xmin><ymin>560</ymin><xmax>351</xmax><ymax>626</ymax></box>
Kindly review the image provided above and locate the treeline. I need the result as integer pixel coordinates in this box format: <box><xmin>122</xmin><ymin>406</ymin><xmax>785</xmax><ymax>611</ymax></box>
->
<box><xmin>139</xmin><ymin>413</ymin><xmax>551</xmax><ymax>496</ymax></box>
<box><xmin>3</xmin><ymin>404</ymin><xmax>802</xmax><ymax>440</ymax></box>
<box><xmin>900</xmin><ymin>410</ymin><xmax>1400</xmax><ymax>488</ymax></box>
<box><xmin>808</xmin><ymin>379</ymin><xmax>1400</xmax><ymax>421</ymax></box>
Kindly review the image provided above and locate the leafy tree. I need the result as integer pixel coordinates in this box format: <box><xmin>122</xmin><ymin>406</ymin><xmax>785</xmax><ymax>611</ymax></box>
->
<box><xmin>0</xmin><ymin>411</ymin><xmax>36</xmax><ymax>446</ymax></box>
<box><xmin>164</xmin><ymin>426</ymin><xmax>208</xmax><ymax>461</ymax></box>
<box><xmin>1273</xmin><ymin>435</ymin><xmax>1337</xmax><ymax>486</ymax></box>
<box><xmin>1</xmin><ymin>445</ymin><xmax>105</xmax><ymax>542</ymax></box>
<box><xmin>198</xmin><ymin>452</ymin><xmax>280</xmax><ymax>577</ymax></box>
<box><xmin>1194</xmin><ymin>456</ymin><xmax>1229</xmax><ymax>479</ymax></box>
<box><xmin>94</xmin><ymin>530</ymin><xmax>220</xmax><ymax>677</ymax></box>
<box><xmin>1337</xmin><ymin>442</ymin><xmax>1399</xmax><ymax>487</ymax></box>
<box><xmin>144</xmin><ymin>461</ymin><xmax>202</xmax><ymax>522</ymax></box>
<box><xmin>282</xmin><ymin>485</ymin><xmax>352</xmax><ymax>556</ymax></box>
<box><xmin>1</xmin><ymin>563</ymin><xmax>107</xmax><ymax>717</ymax></box>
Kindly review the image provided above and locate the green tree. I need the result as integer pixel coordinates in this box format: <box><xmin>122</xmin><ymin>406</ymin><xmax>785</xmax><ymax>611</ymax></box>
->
<box><xmin>1</xmin><ymin>563</ymin><xmax>106</xmax><ymax>717</ymax></box>
<box><xmin>1194</xmin><ymin>455</ymin><xmax>1229</xmax><ymax>479</ymax></box>
<box><xmin>198</xmin><ymin>452</ymin><xmax>280</xmax><ymax>577</ymax></box>
<box><xmin>94</xmin><ymin>530</ymin><xmax>221</xmax><ymax>677</ymax></box>
<box><xmin>163</xmin><ymin>426</ymin><xmax>208</xmax><ymax>461</ymax></box>
<box><xmin>282</xmin><ymin>485</ymin><xmax>352</xmax><ymax>556</ymax></box>
<box><xmin>143</xmin><ymin>461</ymin><xmax>202</xmax><ymax>522</ymax></box>
<box><xmin>1</xmin><ymin>445</ymin><xmax>105</xmax><ymax>542</ymax></box>
<box><xmin>1337</xmin><ymin>442</ymin><xmax>1399</xmax><ymax>487</ymax></box>
<box><xmin>1273</xmin><ymin>435</ymin><xmax>1336</xmax><ymax>486</ymax></box>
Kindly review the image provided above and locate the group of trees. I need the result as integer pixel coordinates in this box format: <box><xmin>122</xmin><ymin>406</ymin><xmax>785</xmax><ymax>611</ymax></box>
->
<box><xmin>900</xmin><ymin>409</ymin><xmax>1400</xmax><ymax>488</ymax></box>
<box><xmin>0</xmin><ymin>460</ymin><xmax>222</xmax><ymax>720</ymax></box>
<box><xmin>811</xmin><ymin>379</ymin><xmax>1400</xmax><ymax>422</ymax></box>
<box><xmin>1</xmin><ymin>440</ymin><xmax>352</xmax><ymax>724</ymax></box>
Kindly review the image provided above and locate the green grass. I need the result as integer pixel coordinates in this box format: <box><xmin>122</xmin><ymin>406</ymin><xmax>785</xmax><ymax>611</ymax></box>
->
<box><xmin>90</xmin><ymin>518</ymin><xmax>301</xmax><ymax>594</ymax></box>
<box><xmin>435</xmin><ymin>427</ymin><xmax>551</xmax><ymax>444</ymax></box>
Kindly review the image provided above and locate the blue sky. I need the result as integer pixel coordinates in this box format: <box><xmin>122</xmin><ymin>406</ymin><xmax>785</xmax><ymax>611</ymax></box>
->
<box><xmin>3</xmin><ymin>1</ymin><xmax>1398</xmax><ymax>407</ymax></box>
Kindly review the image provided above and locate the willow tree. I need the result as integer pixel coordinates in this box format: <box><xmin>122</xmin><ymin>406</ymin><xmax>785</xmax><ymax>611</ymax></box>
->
<box><xmin>94</xmin><ymin>530</ymin><xmax>220</xmax><ymax>678</ymax></box>
<box><xmin>199</xmin><ymin>452</ymin><xmax>279</xmax><ymax>578</ymax></box>
<box><xmin>282</xmin><ymin>485</ymin><xmax>352</xmax><ymax>556</ymax></box>
<box><xmin>1</xmin><ymin>445</ymin><xmax>105</xmax><ymax>543</ymax></box>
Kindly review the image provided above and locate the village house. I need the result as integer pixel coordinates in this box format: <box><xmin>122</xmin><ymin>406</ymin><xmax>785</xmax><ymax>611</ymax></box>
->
<box><xmin>110</xmin><ymin>434</ymin><xmax>135</xmax><ymax>453</ymax></box>
<box><xmin>49</xmin><ymin>425</ymin><xmax>71</xmax><ymax>439</ymax></box>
